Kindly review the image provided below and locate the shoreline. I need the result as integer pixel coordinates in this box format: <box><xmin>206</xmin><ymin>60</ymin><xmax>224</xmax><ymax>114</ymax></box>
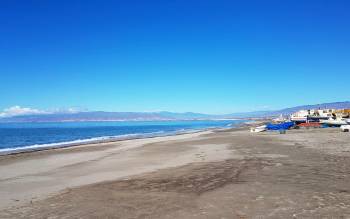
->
<box><xmin>0</xmin><ymin>126</ymin><xmax>236</xmax><ymax>156</ymax></box>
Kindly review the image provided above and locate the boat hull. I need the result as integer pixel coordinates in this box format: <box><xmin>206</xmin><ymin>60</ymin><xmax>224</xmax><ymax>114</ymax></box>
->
<box><xmin>250</xmin><ymin>125</ymin><xmax>266</xmax><ymax>133</ymax></box>
<box><xmin>320</xmin><ymin>119</ymin><xmax>347</xmax><ymax>126</ymax></box>
<box><xmin>340</xmin><ymin>125</ymin><xmax>350</xmax><ymax>132</ymax></box>
<box><xmin>290</xmin><ymin>117</ymin><xmax>307</xmax><ymax>122</ymax></box>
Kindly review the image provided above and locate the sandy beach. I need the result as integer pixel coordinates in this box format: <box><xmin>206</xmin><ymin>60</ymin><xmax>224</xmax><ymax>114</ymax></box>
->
<box><xmin>1</xmin><ymin>127</ymin><xmax>350</xmax><ymax>218</ymax></box>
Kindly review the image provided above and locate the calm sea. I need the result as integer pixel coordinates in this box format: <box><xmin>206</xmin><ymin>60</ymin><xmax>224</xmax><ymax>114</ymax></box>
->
<box><xmin>0</xmin><ymin>120</ymin><xmax>246</xmax><ymax>153</ymax></box>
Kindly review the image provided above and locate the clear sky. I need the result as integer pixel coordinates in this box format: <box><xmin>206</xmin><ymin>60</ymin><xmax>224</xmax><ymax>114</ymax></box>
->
<box><xmin>1</xmin><ymin>0</ymin><xmax>349</xmax><ymax>114</ymax></box>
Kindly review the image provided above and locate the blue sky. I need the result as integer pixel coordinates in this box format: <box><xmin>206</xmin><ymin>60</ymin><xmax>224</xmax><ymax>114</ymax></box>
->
<box><xmin>1</xmin><ymin>0</ymin><xmax>349</xmax><ymax>114</ymax></box>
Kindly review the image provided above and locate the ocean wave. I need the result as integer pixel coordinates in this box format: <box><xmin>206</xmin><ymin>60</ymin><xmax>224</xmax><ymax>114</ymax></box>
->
<box><xmin>0</xmin><ymin>120</ymin><xmax>247</xmax><ymax>155</ymax></box>
<box><xmin>0</xmin><ymin>129</ymin><xmax>197</xmax><ymax>155</ymax></box>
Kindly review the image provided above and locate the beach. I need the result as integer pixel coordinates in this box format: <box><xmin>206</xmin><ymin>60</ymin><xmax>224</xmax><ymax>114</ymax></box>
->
<box><xmin>1</xmin><ymin>127</ymin><xmax>350</xmax><ymax>218</ymax></box>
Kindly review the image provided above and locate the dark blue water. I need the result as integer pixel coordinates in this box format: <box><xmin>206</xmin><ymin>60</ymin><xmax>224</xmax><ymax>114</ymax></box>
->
<box><xmin>0</xmin><ymin>120</ymin><xmax>245</xmax><ymax>153</ymax></box>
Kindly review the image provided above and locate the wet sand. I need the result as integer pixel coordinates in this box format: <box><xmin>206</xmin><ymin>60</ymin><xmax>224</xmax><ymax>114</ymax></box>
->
<box><xmin>1</xmin><ymin>128</ymin><xmax>350</xmax><ymax>218</ymax></box>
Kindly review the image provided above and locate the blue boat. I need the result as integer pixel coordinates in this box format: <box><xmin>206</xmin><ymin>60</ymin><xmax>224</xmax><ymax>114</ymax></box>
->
<box><xmin>266</xmin><ymin>122</ymin><xmax>295</xmax><ymax>131</ymax></box>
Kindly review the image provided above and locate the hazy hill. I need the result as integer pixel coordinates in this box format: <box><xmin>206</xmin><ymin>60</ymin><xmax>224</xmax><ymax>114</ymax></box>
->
<box><xmin>224</xmin><ymin>101</ymin><xmax>350</xmax><ymax>118</ymax></box>
<box><xmin>0</xmin><ymin>111</ymin><xmax>213</xmax><ymax>122</ymax></box>
<box><xmin>0</xmin><ymin>101</ymin><xmax>349</xmax><ymax>122</ymax></box>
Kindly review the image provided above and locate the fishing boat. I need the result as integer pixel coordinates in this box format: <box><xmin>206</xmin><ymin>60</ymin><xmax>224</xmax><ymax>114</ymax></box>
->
<box><xmin>340</xmin><ymin>125</ymin><xmax>350</xmax><ymax>132</ymax></box>
<box><xmin>290</xmin><ymin>109</ymin><xmax>335</xmax><ymax>123</ymax></box>
<box><xmin>317</xmin><ymin>109</ymin><xmax>335</xmax><ymax>118</ymax></box>
<box><xmin>250</xmin><ymin>125</ymin><xmax>266</xmax><ymax>133</ymax></box>
<box><xmin>290</xmin><ymin>110</ymin><xmax>309</xmax><ymax>122</ymax></box>
<box><xmin>298</xmin><ymin>122</ymin><xmax>322</xmax><ymax>128</ymax></box>
<box><xmin>320</xmin><ymin>118</ymin><xmax>348</xmax><ymax>126</ymax></box>
<box><xmin>334</xmin><ymin>109</ymin><xmax>350</xmax><ymax>118</ymax></box>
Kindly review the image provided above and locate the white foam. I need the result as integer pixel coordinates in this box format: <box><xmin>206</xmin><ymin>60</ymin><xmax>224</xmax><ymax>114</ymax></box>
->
<box><xmin>0</xmin><ymin>130</ymin><xmax>193</xmax><ymax>155</ymax></box>
<box><xmin>0</xmin><ymin>121</ymin><xmax>242</xmax><ymax>155</ymax></box>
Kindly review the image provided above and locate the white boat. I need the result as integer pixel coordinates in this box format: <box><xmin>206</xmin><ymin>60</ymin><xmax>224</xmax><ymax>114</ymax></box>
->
<box><xmin>320</xmin><ymin>118</ymin><xmax>348</xmax><ymax>126</ymax></box>
<box><xmin>340</xmin><ymin>125</ymin><xmax>350</xmax><ymax>132</ymax></box>
<box><xmin>290</xmin><ymin>110</ymin><xmax>309</xmax><ymax>122</ymax></box>
<box><xmin>250</xmin><ymin>125</ymin><xmax>267</xmax><ymax>133</ymax></box>
<box><xmin>290</xmin><ymin>116</ymin><xmax>307</xmax><ymax>122</ymax></box>
<box><xmin>290</xmin><ymin>109</ymin><xmax>336</xmax><ymax>122</ymax></box>
<box><xmin>317</xmin><ymin>109</ymin><xmax>335</xmax><ymax>118</ymax></box>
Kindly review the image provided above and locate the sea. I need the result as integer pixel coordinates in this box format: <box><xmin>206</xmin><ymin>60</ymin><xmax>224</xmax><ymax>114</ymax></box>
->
<box><xmin>0</xmin><ymin>120</ymin><xmax>246</xmax><ymax>154</ymax></box>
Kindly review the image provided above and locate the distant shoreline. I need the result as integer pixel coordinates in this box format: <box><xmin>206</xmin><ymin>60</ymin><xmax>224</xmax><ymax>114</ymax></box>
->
<box><xmin>0</xmin><ymin>118</ymin><xmax>247</xmax><ymax>123</ymax></box>
<box><xmin>0</xmin><ymin>120</ymin><xmax>252</xmax><ymax>156</ymax></box>
<box><xmin>0</xmin><ymin>125</ymin><xmax>241</xmax><ymax>156</ymax></box>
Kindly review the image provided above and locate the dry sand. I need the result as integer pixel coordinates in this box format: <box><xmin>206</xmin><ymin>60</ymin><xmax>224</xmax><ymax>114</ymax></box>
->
<box><xmin>1</xmin><ymin>128</ymin><xmax>350</xmax><ymax>218</ymax></box>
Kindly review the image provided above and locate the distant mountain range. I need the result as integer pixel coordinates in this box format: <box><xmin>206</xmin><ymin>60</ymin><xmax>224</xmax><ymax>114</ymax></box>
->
<box><xmin>0</xmin><ymin>111</ymin><xmax>213</xmax><ymax>123</ymax></box>
<box><xmin>224</xmin><ymin>101</ymin><xmax>350</xmax><ymax>118</ymax></box>
<box><xmin>0</xmin><ymin>101</ymin><xmax>349</xmax><ymax>122</ymax></box>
